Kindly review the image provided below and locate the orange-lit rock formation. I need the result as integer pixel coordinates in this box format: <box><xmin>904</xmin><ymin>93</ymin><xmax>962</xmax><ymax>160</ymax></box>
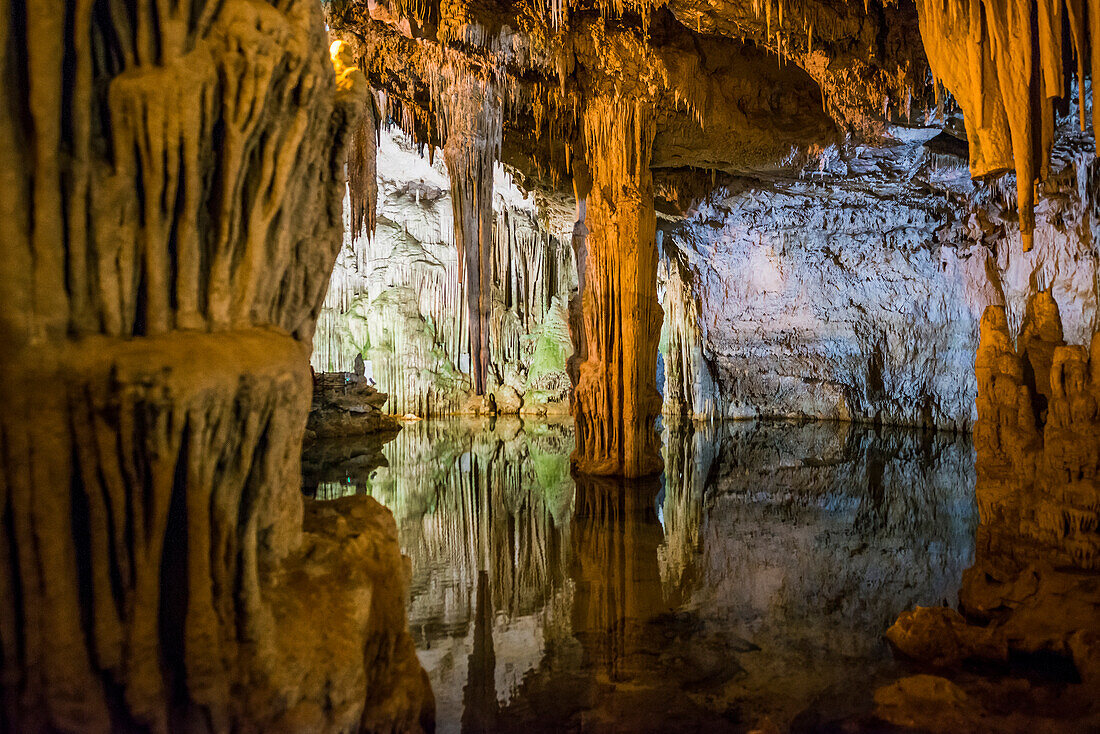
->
<box><xmin>0</xmin><ymin>2</ymin><xmax>430</xmax><ymax>731</ymax></box>
<box><xmin>915</xmin><ymin>0</ymin><xmax>1100</xmax><ymax>250</ymax></box>
<box><xmin>573</xmin><ymin>100</ymin><xmax>665</xmax><ymax>476</ymax></box>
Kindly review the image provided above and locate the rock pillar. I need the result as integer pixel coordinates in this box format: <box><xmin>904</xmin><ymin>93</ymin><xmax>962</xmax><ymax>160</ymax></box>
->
<box><xmin>441</xmin><ymin>71</ymin><xmax>502</xmax><ymax>395</ymax></box>
<box><xmin>0</xmin><ymin>2</ymin><xmax>431</xmax><ymax>731</ymax></box>
<box><xmin>572</xmin><ymin>100</ymin><xmax>664</xmax><ymax>477</ymax></box>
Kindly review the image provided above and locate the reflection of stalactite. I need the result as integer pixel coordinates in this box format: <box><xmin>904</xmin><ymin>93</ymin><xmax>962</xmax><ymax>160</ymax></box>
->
<box><xmin>366</xmin><ymin>421</ymin><xmax>575</xmax><ymax>622</ymax></box>
<box><xmin>462</xmin><ymin>570</ymin><xmax>499</xmax><ymax>733</ymax></box>
<box><xmin>657</xmin><ymin>422</ymin><xmax>717</xmax><ymax>604</ymax></box>
<box><xmin>573</xmin><ymin>100</ymin><xmax>663</xmax><ymax>477</ymax></box>
<box><xmin>571</xmin><ymin>474</ymin><xmax>668</xmax><ymax>678</ymax></box>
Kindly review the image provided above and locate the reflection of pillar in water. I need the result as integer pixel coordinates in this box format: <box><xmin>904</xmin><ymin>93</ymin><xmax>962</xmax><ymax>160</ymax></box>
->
<box><xmin>570</xmin><ymin>473</ymin><xmax>668</xmax><ymax>681</ymax></box>
<box><xmin>462</xmin><ymin>570</ymin><xmax>497</xmax><ymax>733</ymax></box>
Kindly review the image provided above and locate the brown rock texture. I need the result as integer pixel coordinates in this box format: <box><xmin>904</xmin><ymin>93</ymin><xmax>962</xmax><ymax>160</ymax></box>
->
<box><xmin>0</xmin><ymin>1</ymin><xmax>431</xmax><ymax>731</ymax></box>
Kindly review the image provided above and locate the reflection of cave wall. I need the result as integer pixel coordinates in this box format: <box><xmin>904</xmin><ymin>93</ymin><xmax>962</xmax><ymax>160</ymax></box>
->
<box><xmin>352</xmin><ymin>419</ymin><xmax>576</xmax><ymax>729</ymax></box>
<box><xmin>311</xmin><ymin>131</ymin><xmax>577</xmax><ymax>416</ymax></box>
<box><xmin>0</xmin><ymin>3</ymin><xmax>429</xmax><ymax>731</ymax></box>
<box><xmin>346</xmin><ymin>416</ymin><xmax>978</xmax><ymax>730</ymax></box>
<box><xmin>679</xmin><ymin>420</ymin><xmax>976</xmax><ymax>725</ymax></box>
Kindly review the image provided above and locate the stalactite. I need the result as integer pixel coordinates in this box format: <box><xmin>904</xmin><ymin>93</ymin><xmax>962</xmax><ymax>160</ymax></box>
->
<box><xmin>439</xmin><ymin>65</ymin><xmax>503</xmax><ymax>396</ymax></box>
<box><xmin>914</xmin><ymin>0</ymin><xmax>1099</xmax><ymax>252</ymax></box>
<box><xmin>572</xmin><ymin>99</ymin><xmax>663</xmax><ymax>478</ymax></box>
<box><xmin>659</xmin><ymin>240</ymin><xmax>719</xmax><ymax>420</ymax></box>
<box><xmin>311</xmin><ymin>130</ymin><xmax>575</xmax><ymax>416</ymax></box>
<box><xmin>347</xmin><ymin>87</ymin><xmax>379</xmax><ymax>241</ymax></box>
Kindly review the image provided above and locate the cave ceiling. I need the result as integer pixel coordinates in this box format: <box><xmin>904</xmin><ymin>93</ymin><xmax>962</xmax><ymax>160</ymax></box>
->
<box><xmin>324</xmin><ymin>0</ymin><xmax>932</xmax><ymax>191</ymax></box>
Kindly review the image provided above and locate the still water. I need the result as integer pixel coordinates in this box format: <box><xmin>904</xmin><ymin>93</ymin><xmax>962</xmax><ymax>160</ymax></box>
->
<box><xmin>304</xmin><ymin>418</ymin><xmax>977</xmax><ymax>733</ymax></box>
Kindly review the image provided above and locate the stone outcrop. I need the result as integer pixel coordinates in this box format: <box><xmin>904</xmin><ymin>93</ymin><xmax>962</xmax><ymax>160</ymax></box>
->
<box><xmin>307</xmin><ymin>372</ymin><xmax>401</xmax><ymax>440</ymax></box>
<box><xmin>0</xmin><ymin>2</ymin><xmax>430</xmax><ymax>731</ymax></box>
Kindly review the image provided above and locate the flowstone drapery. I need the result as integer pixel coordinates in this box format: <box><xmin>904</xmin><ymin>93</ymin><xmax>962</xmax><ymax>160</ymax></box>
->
<box><xmin>915</xmin><ymin>0</ymin><xmax>1100</xmax><ymax>251</ymax></box>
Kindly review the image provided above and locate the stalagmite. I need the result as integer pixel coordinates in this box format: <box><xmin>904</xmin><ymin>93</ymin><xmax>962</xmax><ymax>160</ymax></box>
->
<box><xmin>881</xmin><ymin>305</ymin><xmax>1100</xmax><ymax>724</ymax></box>
<box><xmin>572</xmin><ymin>100</ymin><xmax>664</xmax><ymax>478</ymax></box>
<box><xmin>0</xmin><ymin>2</ymin><xmax>431</xmax><ymax>730</ymax></box>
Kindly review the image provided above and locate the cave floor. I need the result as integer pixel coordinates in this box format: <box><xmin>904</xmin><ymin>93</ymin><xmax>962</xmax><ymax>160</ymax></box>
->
<box><xmin>302</xmin><ymin>418</ymin><xmax>1089</xmax><ymax>733</ymax></box>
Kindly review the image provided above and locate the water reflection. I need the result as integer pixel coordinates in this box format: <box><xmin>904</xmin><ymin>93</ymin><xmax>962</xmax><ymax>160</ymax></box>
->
<box><xmin>304</xmin><ymin>418</ymin><xmax>977</xmax><ymax>731</ymax></box>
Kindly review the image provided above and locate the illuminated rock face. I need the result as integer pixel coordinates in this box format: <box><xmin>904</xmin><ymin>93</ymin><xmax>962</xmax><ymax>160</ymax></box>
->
<box><xmin>323</xmin><ymin>0</ymin><xmax>1098</xmax><ymax>461</ymax></box>
<box><xmin>0</xmin><ymin>2</ymin><xmax>430</xmax><ymax>731</ymax></box>
<box><xmin>311</xmin><ymin>130</ymin><xmax>577</xmax><ymax>416</ymax></box>
<box><xmin>657</xmin><ymin>133</ymin><xmax>1098</xmax><ymax>429</ymax></box>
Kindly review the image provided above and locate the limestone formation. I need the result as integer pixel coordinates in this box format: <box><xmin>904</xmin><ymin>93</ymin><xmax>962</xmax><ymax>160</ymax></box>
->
<box><xmin>311</xmin><ymin>130</ymin><xmax>577</xmax><ymax>416</ymax></box>
<box><xmin>0</xmin><ymin>1</ymin><xmax>430</xmax><ymax>730</ymax></box>
<box><xmin>324</xmin><ymin>0</ymin><xmax>851</xmax><ymax>473</ymax></box>
<box><xmin>654</xmin><ymin>126</ymin><xmax>1098</xmax><ymax>430</ymax></box>
<box><xmin>440</xmin><ymin>65</ymin><xmax>503</xmax><ymax>396</ymax></box>
<box><xmin>915</xmin><ymin>0</ymin><xmax>1100</xmax><ymax>251</ymax></box>
<box><xmin>573</xmin><ymin>100</ymin><xmax>665</xmax><ymax>477</ymax></box>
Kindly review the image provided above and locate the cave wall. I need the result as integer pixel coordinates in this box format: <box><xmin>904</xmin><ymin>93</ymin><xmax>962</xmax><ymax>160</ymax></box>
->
<box><xmin>658</xmin><ymin>128</ymin><xmax>1099</xmax><ymax>429</ymax></box>
<box><xmin>311</xmin><ymin>129</ymin><xmax>577</xmax><ymax>416</ymax></box>
<box><xmin>0</xmin><ymin>2</ymin><xmax>430</xmax><ymax>730</ymax></box>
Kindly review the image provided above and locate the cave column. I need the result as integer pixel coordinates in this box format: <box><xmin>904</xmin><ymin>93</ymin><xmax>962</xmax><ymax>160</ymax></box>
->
<box><xmin>571</xmin><ymin>99</ymin><xmax>663</xmax><ymax>478</ymax></box>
